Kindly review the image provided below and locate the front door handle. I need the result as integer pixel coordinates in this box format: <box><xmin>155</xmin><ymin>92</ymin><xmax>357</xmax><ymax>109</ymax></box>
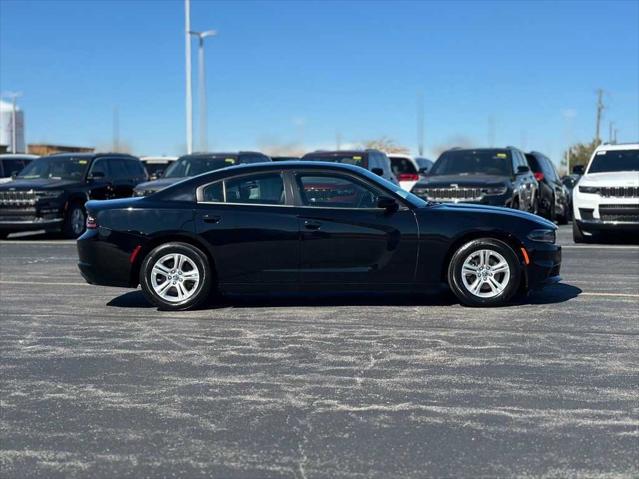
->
<box><xmin>304</xmin><ymin>220</ymin><xmax>321</xmax><ymax>230</ymax></box>
<box><xmin>203</xmin><ymin>214</ymin><xmax>221</xmax><ymax>224</ymax></box>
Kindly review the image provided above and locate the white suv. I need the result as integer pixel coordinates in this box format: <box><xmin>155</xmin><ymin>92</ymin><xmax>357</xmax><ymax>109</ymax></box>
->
<box><xmin>572</xmin><ymin>143</ymin><xmax>639</xmax><ymax>242</ymax></box>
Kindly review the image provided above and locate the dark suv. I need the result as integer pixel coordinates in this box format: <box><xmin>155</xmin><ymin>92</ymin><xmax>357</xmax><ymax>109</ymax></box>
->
<box><xmin>133</xmin><ymin>151</ymin><xmax>272</xmax><ymax>196</ymax></box>
<box><xmin>525</xmin><ymin>151</ymin><xmax>570</xmax><ymax>224</ymax></box>
<box><xmin>0</xmin><ymin>153</ymin><xmax>146</xmax><ymax>239</ymax></box>
<box><xmin>411</xmin><ymin>147</ymin><xmax>539</xmax><ymax>212</ymax></box>
<box><xmin>301</xmin><ymin>149</ymin><xmax>399</xmax><ymax>184</ymax></box>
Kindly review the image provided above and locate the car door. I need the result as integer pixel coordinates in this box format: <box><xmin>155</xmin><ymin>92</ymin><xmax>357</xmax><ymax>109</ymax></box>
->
<box><xmin>87</xmin><ymin>158</ymin><xmax>116</xmax><ymax>200</ymax></box>
<box><xmin>194</xmin><ymin>171</ymin><xmax>300</xmax><ymax>287</ymax></box>
<box><xmin>107</xmin><ymin>158</ymin><xmax>135</xmax><ymax>198</ymax></box>
<box><xmin>292</xmin><ymin>170</ymin><xmax>419</xmax><ymax>288</ymax></box>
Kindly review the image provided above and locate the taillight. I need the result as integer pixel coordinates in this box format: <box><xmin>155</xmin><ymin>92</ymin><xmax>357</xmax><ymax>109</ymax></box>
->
<box><xmin>534</xmin><ymin>172</ymin><xmax>544</xmax><ymax>182</ymax></box>
<box><xmin>398</xmin><ymin>173</ymin><xmax>419</xmax><ymax>182</ymax></box>
<box><xmin>86</xmin><ymin>214</ymin><xmax>98</xmax><ymax>229</ymax></box>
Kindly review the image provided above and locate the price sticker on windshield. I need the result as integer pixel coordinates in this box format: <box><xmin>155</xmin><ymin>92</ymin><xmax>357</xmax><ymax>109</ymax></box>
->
<box><xmin>225</xmin><ymin>158</ymin><xmax>236</xmax><ymax>164</ymax></box>
<box><xmin>495</xmin><ymin>153</ymin><xmax>507</xmax><ymax>158</ymax></box>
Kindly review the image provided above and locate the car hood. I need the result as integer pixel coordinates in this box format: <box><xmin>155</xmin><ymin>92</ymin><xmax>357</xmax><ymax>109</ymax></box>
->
<box><xmin>423</xmin><ymin>202</ymin><xmax>556</xmax><ymax>229</ymax></box>
<box><xmin>414</xmin><ymin>174</ymin><xmax>509</xmax><ymax>188</ymax></box>
<box><xmin>0</xmin><ymin>178</ymin><xmax>80</xmax><ymax>191</ymax></box>
<box><xmin>134</xmin><ymin>177</ymin><xmax>182</xmax><ymax>192</ymax></box>
<box><xmin>580</xmin><ymin>171</ymin><xmax>639</xmax><ymax>187</ymax></box>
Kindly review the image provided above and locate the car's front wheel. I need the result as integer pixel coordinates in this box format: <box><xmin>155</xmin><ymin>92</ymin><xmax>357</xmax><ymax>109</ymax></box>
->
<box><xmin>62</xmin><ymin>202</ymin><xmax>86</xmax><ymax>239</ymax></box>
<box><xmin>447</xmin><ymin>238</ymin><xmax>521</xmax><ymax>307</ymax></box>
<box><xmin>140</xmin><ymin>242</ymin><xmax>212</xmax><ymax>311</ymax></box>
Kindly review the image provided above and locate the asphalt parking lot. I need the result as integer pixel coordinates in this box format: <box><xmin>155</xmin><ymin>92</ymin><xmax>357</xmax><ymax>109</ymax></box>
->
<box><xmin>1</xmin><ymin>225</ymin><xmax>638</xmax><ymax>478</ymax></box>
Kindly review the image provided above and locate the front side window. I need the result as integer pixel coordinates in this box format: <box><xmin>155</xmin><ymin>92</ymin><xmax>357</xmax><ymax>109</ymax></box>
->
<box><xmin>108</xmin><ymin>159</ymin><xmax>129</xmax><ymax>180</ymax></box>
<box><xmin>296</xmin><ymin>174</ymin><xmax>381</xmax><ymax>208</ymax></box>
<box><xmin>588</xmin><ymin>149</ymin><xmax>639</xmax><ymax>173</ymax></box>
<box><xmin>89</xmin><ymin>159</ymin><xmax>110</xmax><ymax>178</ymax></box>
<box><xmin>201</xmin><ymin>173</ymin><xmax>285</xmax><ymax>205</ymax></box>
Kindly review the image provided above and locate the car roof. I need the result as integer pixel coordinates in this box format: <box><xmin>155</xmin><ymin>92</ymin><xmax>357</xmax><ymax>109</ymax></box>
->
<box><xmin>302</xmin><ymin>150</ymin><xmax>377</xmax><ymax>156</ymax></box>
<box><xmin>0</xmin><ymin>154</ymin><xmax>39</xmax><ymax>159</ymax></box>
<box><xmin>594</xmin><ymin>143</ymin><xmax>639</xmax><ymax>151</ymax></box>
<box><xmin>179</xmin><ymin>151</ymin><xmax>268</xmax><ymax>159</ymax></box>
<box><xmin>44</xmin><ymin>152</ymin><xmax>139</xmax><ymax>160</ymax></box>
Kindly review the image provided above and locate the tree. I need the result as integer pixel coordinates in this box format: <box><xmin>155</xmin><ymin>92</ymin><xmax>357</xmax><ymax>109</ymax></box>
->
<box><xmin>561</xmin><ymin>139</ymin><xmax>599</xmax><ymax>174</ymax></box>
<box><xmin>362</xmin><ymin>137</ymin><xmax>409</xmax><ymax>154</ymax></box>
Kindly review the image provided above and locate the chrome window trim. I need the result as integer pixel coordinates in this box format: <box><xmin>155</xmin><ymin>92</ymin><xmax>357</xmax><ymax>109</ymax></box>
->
<box><xmin>196</xmin><ymin>171</ymin><xmax>287</xmax><ymax>206</ymax></box>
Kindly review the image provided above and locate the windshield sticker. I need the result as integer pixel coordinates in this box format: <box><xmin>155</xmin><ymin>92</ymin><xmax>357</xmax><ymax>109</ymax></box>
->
<box><xmin>596</xmin><ymin>151</ymin><xmax>606</xmax><ymax>155</ymax></box>
<box><xmin>225</xmin><ymin>158</ymin><xmax>236</xmax><ymax>164</ymax></box>
<box><xmin>495</xmin><ymin>153</ymin><xmax>507</xmax><ymax>158</ymax></box>
<box><xmin>353</xmin><ymin>156</ymin><xmax>362</xmax><ymax>160</ymax></box>
<box><xmin>78</xmin><ymin>160</ymin><xmax>88</xmax><ymax>164</ymax></box>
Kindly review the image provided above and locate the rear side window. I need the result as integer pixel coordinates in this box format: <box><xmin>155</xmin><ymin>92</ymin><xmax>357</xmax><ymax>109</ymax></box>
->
<box><xmin>201</xmin><ymin>173</ymin><xmax>285</xmax><ymax>205</ymax></box>
<box><xmin>1</xmin><ymin>159</ymin><xmax>27</xmax><ymax>177</ymax></box>
<box><xmin>239</xmin><ymin>154</ymin><xmax>270</xmax><ymax>164</ymax></box>
<box><xmin>390</xmin><ymin>157</ymin><xmax>417</xmax><ymax>175</ymax></box>
<box><xmin>525</xmin><ymin>154</ymin><xmax>542</xmax><ymax>173</ymax></box>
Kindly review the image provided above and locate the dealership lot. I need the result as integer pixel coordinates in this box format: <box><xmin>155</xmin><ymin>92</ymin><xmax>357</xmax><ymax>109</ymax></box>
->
<box><xmin>1</xmin><ymin>226</ymin><xmax>638</xmax><ymax>478</ymax></box>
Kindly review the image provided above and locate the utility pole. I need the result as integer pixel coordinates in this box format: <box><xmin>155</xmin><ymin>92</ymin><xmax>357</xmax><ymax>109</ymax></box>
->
<box><xmin>595</xmin><ymin>88</ymin><xmax>605</xmax><ymax>145</ymax></box>
<box><xmin>113</xmin><ymin>106</ymin><xmax>120</xmax><ymax>152</ymax></box>
<box><xmin>608</xmin><ymin>121</ymin><xmax>615</xmax><ymax>144</ymax></box>
<box><xmin>3</xmin><ymin>92</ymin><xmax>22</xmax><ymax>153</ymax></box>
<box><xmin>189</xmin><ymin>30</ymin><xmax>217</xmax><ymax>152</ymax></box>
<box><xmin>488</xmin><ymin>116</ymin><xmax>495</xmax><ymax>147</ymax></box>
<box><xmin>336</xmin><ymin>131</ymin><xmax>342</xmax><ymax>150</ymax></box>
<box><xmin>417</xmin><ymin>92</ymin><xmax>424</xmax><ymax>156</ymax></box>
<box><xmin>184</xmin><ymin>0</ymin><xmax>193</xmax><ymax>154</ymax></box>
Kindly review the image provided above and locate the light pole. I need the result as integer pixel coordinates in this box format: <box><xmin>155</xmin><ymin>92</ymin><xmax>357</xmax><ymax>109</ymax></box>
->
<box><xmin>2</xmin><ymin>92</ymin><xmax>22</xmax><ymax>153</ymax></box>
<box><xmin>184</xmin><ymin>0</ymin><xmax>193</xmax><ymax>154</ymax></box>
<box><xmin>189</xmin><ymin>29</ymin><xmax>217</xmax><ymax>152</ymax></box>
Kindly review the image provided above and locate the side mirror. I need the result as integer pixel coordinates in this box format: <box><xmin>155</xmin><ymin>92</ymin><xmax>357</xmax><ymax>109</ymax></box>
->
<box><xmin>517</xmin><ymin>165</ymin><xmax>530</xmax><ymax>174</ymax></box>
<box><xmin>371</xmin><ymin>167</ymin><xmax>384</xmax><ymax>177</ymax></box>
<box><xmin>10</xmin><ymin>171</ymin><xmax>18</xmax><ymax>179</ymax></box>
<box><xmin>572</xmin><ymin>164</ymin><xmax>584</xmax><ymax>175</ymax></box>
<box><xmin>87</xmin><ymin>171</ymin><xmax>105</xmax><ymax>181</ymax></box>
<box><xmin>418</xmin><ymin>167</ymin><xmax>430</xmax><ymax>175</ymax></box>
<box><xmin>377</xmin><ymin>196</ymin><xmax>399</xmax><ymax>213</ymax></box>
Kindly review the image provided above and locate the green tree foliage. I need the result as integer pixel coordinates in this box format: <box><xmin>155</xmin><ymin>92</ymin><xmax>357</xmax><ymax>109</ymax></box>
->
<box><xmin>561</xmin><ymin>139</ymin><xmax>599</xmax><ymax>174</ymax></box>
<box><xmin>363</xmin><ymin>137</ymin><xmax>410</xmax><ymax>154</ymax></box>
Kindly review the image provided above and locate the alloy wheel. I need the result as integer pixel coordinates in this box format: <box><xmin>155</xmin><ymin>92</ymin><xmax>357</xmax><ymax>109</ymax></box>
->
<box><xmin>150</xmin><ymin>253</ymin><xmax>201</xmax><ymax>303</ymax></box>
<box><xmin>460</xmin><ymin>249</ymin><xmax>511</xmax><ymax>298</ymax></box>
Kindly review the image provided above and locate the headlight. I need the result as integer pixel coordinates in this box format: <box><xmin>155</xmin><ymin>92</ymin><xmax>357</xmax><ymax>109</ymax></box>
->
<box><xmin>527</xmin><ymin>229</ymin><xmax>556</xmax><ymax>243</ymax></box>
<box><xmin>578</xmin><ymin>185</ymin><xmax>599</xmax><ymax>194</ymax></box>
<box><xmin>34</xmin><ymin>190</ymin><xmax>64</xmax><ymax>199</ymax></box>
<box><xmin>482</xmin><ymin>186</ymin><xmax>508</xmax><ymax>195</ymax></box>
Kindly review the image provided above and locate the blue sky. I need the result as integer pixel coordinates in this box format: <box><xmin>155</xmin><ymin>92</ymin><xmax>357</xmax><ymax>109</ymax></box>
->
<box><xmin>1</xmin><ymin>0</ymin><xmax>637</xmax><ymax>163</ymax></box>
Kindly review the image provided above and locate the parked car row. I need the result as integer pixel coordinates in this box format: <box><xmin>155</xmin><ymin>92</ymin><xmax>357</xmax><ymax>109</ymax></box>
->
<box><xmin>3</xmin><ymin>143</ymin><xmax>636</xmax><ymax>242</ymax></box>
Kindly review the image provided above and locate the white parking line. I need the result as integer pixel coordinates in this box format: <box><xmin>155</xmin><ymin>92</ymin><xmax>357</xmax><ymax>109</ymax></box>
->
<box><xmin>0</xmin><ymin>280</ymin><xmax>637</xmax><ymax>298</ymax></box>
<box><xmin>561</xmin><ymin>245</ymin><xmax>639</xmax><ymax>250</ymax></box>
<box><xmin>0</xmin><ymin>241</ymin><xmax>76</xmax><ymax>245</ymax></box>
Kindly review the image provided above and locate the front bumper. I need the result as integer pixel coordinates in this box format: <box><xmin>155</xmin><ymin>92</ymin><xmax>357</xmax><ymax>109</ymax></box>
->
<box><xmin>0</xmin><ymin>217</ymin><xmax>63</xmax><ymax>232</ymax></box>
<box><xmin>526</xmin><ymin>243</ymin><xmax>562</xmax><ymax>290</ymax></box>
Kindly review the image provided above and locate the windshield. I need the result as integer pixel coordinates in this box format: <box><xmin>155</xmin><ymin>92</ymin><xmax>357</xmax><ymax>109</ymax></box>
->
<box><xmin>415</xmin><ymin>158</ymin><xmax>433</xmax><ymax>169</ymax></box>
<box><xmin>303</xmin><ymin>154</ymin><xmax>367</xmax><ymax>167</ymax></box>
<box><xmin>430</xmin><ymin>150</ymin><xmax>512</xmax><ymax>176</ymax></box>
<box><xmin>17</xmin><ymin>156</ymin><xmax>90</xmax><ymax>180</ymax></box>
<box><xmin>164</xmin><ymin>156</ymin><xmax>237</xmax><ymax>178</ymax></box>
<box><xmin>588</xmin><ymin>149</ymin><xmax>639</xmax><ymax>173</ymax></box>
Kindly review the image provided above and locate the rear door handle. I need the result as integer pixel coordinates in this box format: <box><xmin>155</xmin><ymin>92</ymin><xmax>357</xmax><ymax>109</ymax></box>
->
<box><xmin>304</xmin><ymin>220</ymin><xmax>321</xmax><ymax>230</ymax></box>
<box><xmin>203</xmin><ymin>214</ymin><xmax>221</xmax><ymax>224</ymax></box>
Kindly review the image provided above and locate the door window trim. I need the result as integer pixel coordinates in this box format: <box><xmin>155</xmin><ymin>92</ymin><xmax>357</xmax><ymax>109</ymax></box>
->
<box><xmin>196</xmin><ymin>170</ymin><xmax>292</xmax><ymax>207</ymax></box>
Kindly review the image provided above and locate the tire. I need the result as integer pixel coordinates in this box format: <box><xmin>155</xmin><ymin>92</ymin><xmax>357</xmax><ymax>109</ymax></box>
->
<box><xmin>447</xmin><ymin>238</ymin><xmax>521</xmax><ymax>307</ymax></box>
<box><xmin>62</xmin><ymin>202</ymin><xmax>86</xmax><ymax>239</ymax></box>
<box><xmin>546</xmin><ymin>194</ymin><xmax>557</xmax><ymax>222</ymax></box>
<box><xmin>140</xmin><ymin>242</ymin><xmax>212</xmax><ymax>311</ymax></box>
<box><xmin>531</xmin><ymin>194</ymin><xmax>540</xmax><ymax>216</ymax></box>
<box><xmin>0</xmin><ymin>232</ymin><xmax>8</xmax><ymax>240</ymax></box>
<box><xmin>557</xmin><ymin>204</ymin><xmax>568</xmax><ymax>225</ymax></box>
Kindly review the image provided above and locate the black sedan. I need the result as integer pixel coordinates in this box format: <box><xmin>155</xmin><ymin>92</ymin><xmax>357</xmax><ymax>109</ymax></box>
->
<box><xmin>77</xmin><ymin>162</ymin><xmax>561</xmax><ymax>310</ymax></box>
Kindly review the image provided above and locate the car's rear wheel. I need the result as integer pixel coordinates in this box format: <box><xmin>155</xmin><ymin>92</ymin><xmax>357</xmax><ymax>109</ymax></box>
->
<box><xmin>62</xmin><ymin>202</ymin><xmax>86</xmax><ymax>239</ymax></box>
<box><xmin>140</xmin><ymin>242</ymin><xmax>212</xmax><ymax>311</ymax></box>
<box><xmin>447</xmin><ymin>238</ymin><xmax>521</xmax><ymax>307</ymax></box>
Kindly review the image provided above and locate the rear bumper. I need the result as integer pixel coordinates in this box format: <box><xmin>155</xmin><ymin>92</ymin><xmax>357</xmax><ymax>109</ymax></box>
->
<box><xmin>77</xmin><ymin>228</ymin><xmax>138</xmax><ymax>288</ymax></box>
<box><xmin>526</xmin><ymin>244</ymin><xmax>562</xmax><ymax>290</ymax></box>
